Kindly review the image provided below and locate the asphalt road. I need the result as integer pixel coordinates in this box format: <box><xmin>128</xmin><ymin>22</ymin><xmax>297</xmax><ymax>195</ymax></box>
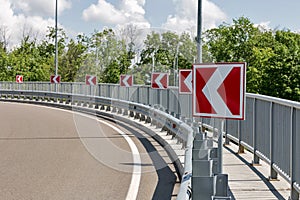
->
<box><xmin>0</xmin><ymin>102</ymin><xmax>178</xmax><ymax>200</ymax></box>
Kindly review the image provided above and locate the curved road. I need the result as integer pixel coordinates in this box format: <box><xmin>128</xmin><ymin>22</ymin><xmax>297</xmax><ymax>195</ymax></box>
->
<box><xmin>0</xmin><ymin>102</ymin><xmax>178</xmax><ymax>200</ymax></box>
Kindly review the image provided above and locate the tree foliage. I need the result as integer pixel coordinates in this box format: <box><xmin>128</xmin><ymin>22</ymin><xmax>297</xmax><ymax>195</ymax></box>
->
<box><xmin>0</xmin><ymin>18</ymin><xmax>299</xmax><ymax>101</ymax></box>
<box><xmin>204</xmin><ymin>17</ymin><xmax>300</xmax><ymax>101</ymax></box>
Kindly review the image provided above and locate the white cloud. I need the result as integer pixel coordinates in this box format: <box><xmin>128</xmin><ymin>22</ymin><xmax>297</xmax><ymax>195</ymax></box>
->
<box><xmin>0</xmin><ymin>0</ymin><xmax>69</xmax><ymax>49</ymax></box>
<box><xmin>82</xmin><ymin>0</ymin><xmax>126</xmax><ymax>24</ymax></box>
<box><xmin>82</xmin><ymin>0</ymin><xmax>227</xmax><ymax>36</ymax></box>
<box><xmin>255</xmin><ymin>21</ymin><xmax>272</xmax><ymax>31</ymax></box>
<box><xmin>11</xmin><ymin>0</ymin><xmax>72</xmax><ymax>16</ymax></box>
<box><xmin>82</xmin><ymin>0</ymin><xmax>150</xmax><ymax>28</ymax></box>
<box><xmin>162</xmin><ymin>0</ymin><xmax>227</xmax><ymax>35</ymax></box>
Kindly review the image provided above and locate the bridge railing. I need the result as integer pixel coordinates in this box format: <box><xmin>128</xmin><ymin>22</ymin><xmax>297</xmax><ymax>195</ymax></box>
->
<box><xmin>225</xmin><ymin>93</ymin><xmax>300</xmax><ymax>199</ymax></box>
<box><xmin>1</xmin><ymin>81</ymin><xmax>300</xmax><ymax>199</ymax></box>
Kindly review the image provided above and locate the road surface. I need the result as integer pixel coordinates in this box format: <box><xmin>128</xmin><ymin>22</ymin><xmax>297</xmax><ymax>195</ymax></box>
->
<box><xmin>0</xmin><ymin>102</ymin><xmax>178</xmax><ymax>200</ymax></box>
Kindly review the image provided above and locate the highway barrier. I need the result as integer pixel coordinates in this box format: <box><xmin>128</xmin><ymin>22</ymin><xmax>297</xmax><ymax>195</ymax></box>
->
<box><xmin>1</xmin><ymin>81</ymin><xmax>299</xmax><ymax>199</ymax></box>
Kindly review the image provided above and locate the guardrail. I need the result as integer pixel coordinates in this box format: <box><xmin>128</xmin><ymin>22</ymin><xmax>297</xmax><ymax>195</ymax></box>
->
<box><xmin>225</xmin><ymin>93</ymin><xmax>300</xmax><ymax>199</ymax></box>
<box><xmin>1</xmin><ymin>81</ymin><xmax>300</xmax><ymax>199</ymax></box>
<box><xmin>0</xmin><ymin>87</ymin><xmax>194</xmax><ymax>200</ymax></box>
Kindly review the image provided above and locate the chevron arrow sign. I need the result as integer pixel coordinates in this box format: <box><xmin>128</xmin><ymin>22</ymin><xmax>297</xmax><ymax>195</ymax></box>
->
<box><xmin>179</xmin><ymin>69</ymin><xmax>192</xmax><ymax>94</ymax></box>
<box><xmin>151</xmin><ymin>73</ymin><xmax>168</xmax><ymax>89</ymax></box>
<box><xmin>120</xmin><ymin>75</ymin><xmax>133</xmax><ymax>87</ymax></box>
<box><xmin>50</xmin><ymin>75</ymin><xmax>61</xmax><ymax>84</ymax></box>
<box><xmin>85</xmin><ymin>75</ymin><xmax>97</xmax><ymax>85</ymax></box>
<box><xmin>16</xmin><ymin>75</ymin><xmax>23</xmax><ymax>83</ymax></box>
<box><xmin>193</xmin><ymin>63</ymin><xmax>246</xmax><ymax>120</ymax></box>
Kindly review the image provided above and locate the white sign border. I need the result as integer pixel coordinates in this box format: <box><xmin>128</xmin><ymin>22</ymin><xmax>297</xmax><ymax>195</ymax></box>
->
<box><xmin>151</xmin><ymin>72</ymin><xmax>169</xmax><ymax>90</ymax></box>
<box><xmin>192</xmin><ymin>62</ymin><xmax>246</xmax><ymax>120</ymax></box>
<box><xmin>120</xmin><ymin>74</ymin><xmax>134</xmax><ymax>87</ymax></box>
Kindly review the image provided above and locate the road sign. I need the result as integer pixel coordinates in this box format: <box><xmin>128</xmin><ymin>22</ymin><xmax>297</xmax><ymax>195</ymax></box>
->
<box><xmin>179</xmin><ymin>69</ymin><xmax>192</xmax><ymax>94</ymax></box>
<box><xmin>120</xmin><ymin>75</ymin><xmax>133</xmax><ymax>87</ymax></box>
<box><xmin>151</xmin><ymin>72</ymin><xmax>168</xmax><ymax>89</ymax></box>
<box><xmin>193</xmin><ymin>63</ymin><xmax>246</xmax><ymax>119</ymax></box>
<box><xmin>86</xmin><ymin>75</ymin><xmax>97</xmax><ymax>85</ymax></box>
<box><xmin>50</xmin><ymin>75</ymin><xmax>61</xmax><ymax>84</ymax></box>
<box><xmin>16</xmin><ymin>75</ymin><xmax>23</xmax><ymax>83</ymax></box>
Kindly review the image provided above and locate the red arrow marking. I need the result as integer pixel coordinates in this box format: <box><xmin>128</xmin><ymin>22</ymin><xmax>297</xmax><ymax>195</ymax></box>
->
<box><xmin>51</xmin><ymin>75</ymin><xmax>60</xmax><ymax>83</ymax></box>
<box><xmin>217</xmin><ymin>67</ymin><xmax>241</xmax><ymax>115</ymax></box>
<box><xmin>120</xmin><ymin>75</ymin><xmax>133</xmax><ymax>87</ymax></box>
<box><xmin>179</xmin><ymin>70</ymin><xmax>192</xmax><ymax>94</ymax></box>
<box><xmin>16</xmin><ymin>75</ymin><xmax>23</xmax><ymax>83</ymax></box>
<box><xmin>151</xmin><ymin>73</ymin><xmax>168</xmax><ymax>89</ymax></box>
<box><xmin>195</xmin><ymin>67</ymin><xmax>217</xmax><ymax>114</ymax></box>
<box><xmin>193</xmin><ymin>63</ymin><xmax>246</xmax><ymax>120</ymax></box>
<box><xmin>86</xmin><ymin>75</ymin><xmax>97</xmax><ymax>85</ymax></box>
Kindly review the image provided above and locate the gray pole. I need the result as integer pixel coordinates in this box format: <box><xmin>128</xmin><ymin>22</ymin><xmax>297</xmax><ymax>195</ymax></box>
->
<box><xmin>196</xmin><ymin>0</ymin><xmax>202</xmax><ymax>63</ymax></box>
<box><xmin>218</xmin><ymin>119</ymin><xmax>225</xmax><ymax>174</ymax></box>
<box><xmin>54</xmin><ymin>0</ymin><xmax>58</xmax><ymax>75</ymax></box>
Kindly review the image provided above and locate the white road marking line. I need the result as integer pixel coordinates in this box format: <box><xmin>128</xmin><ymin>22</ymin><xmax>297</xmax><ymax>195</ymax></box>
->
<box><xmin>2</xmin><ymin>102</ymin><xmax>142</xmax><ymax>199</ymax></box>
<box><xmin>98</xmin><ymin>119</ymin><xmax>141</xmax><ymax>200</ymax></box>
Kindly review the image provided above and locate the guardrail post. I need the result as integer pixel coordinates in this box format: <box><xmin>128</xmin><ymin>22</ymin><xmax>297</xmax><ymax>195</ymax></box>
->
<box><xmin>166</xmin><ymin>89</ymin><xmax>170</xmax><ymax>113</ymax></box>
<box><xmin>97</xmin><ymin>84</ymin><xmax>101</xmax><ymax>97</ymax></box>
<box><xmin>213</xmin><ymin>174</ymin><xmax>229</xmax><ymax>197</ymax></box>
<box><xmin>217</xmin><ymin>119</ymin><xmax>225</xmax><ymax>174</ymax></box>
<box><xmin>192</xmin><ymin>119</ymin><xmax>230</xmax><ymax>199</ymax></box>
<box><xmin>237</xmin><ymin>120</ymin><xmax>245</xmax><ymax>154</ymax></box>
<box><xmin>269</xmin><ymin>102</ymin><xmax>278</xmax><ymax>180</ymax></box>
<box><xmin>192</xmin><ymin>123</ymin><xmax>214</xmax><ymax>199</ymax></box>
<box><xmin>252</xmin><ymin>98</ymin><xmax>260</xmax><ymax>165</ymax></box>
<box><xmin>157</xmin><ymin>89</ymin><xmax>160</xmax><ymax>107</ymax></box>
<box><xmin>147</xmin><ymin>86</ymin><xmax>150</xmax><ymax>105</ymax></box>
<box><xmin>290</xmin><ymin>107</ymin><xmax>299</xmax><ymax>200</ymax></box>
<box><xmin>136</xmin><ymin>87</ymin><xmax>140</xmax><ymax>104</ymax></box>
<box><xmin>224</xmin><ymin>120</ymin><xmax>230</xmax><ymax>145</ymax></box>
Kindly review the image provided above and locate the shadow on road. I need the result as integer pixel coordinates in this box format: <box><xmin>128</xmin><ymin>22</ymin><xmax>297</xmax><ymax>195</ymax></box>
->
<box><xmin>114</xmin><ymin>119</ymin><xmax>177</xmax><ymax>200</ymax></box>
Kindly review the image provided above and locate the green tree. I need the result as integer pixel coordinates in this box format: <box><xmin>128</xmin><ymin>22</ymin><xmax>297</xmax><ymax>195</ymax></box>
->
<box><xmin>204</xmin><ymin>17</ymin><xmax>300</xmax><ymax>101</ymax></box>
<box><xmin>0</xmin><ymin>45</ymin><xmax>9</xmax><ymax>80</ymax></box>
<box><xmin>84</xmin><ymin>28</ymin><xmax>133</xmax><ymax>83</ymax></box>
<box><xmin>9</xmin><ymin>35</ymin><xmax>50</xmax><ymax>81</ymax></box>
<box><xmin>60</xmin><ymin>34</ymin><xmax>88</xmax><ymax>82</ymax></box>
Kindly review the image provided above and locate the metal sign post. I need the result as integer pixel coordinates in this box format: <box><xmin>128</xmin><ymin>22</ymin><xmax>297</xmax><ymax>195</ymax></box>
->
<box><xmin>217</xmin><ymin>118</ymin><xmax>225</xmax><ymax>174</ymax></box>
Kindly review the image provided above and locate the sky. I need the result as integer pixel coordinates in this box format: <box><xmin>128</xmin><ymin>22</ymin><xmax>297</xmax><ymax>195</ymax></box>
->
<box><xmin>1</xmin><ymin>0</ymin><xmax>300</xmax><ymax>48</ymax></box>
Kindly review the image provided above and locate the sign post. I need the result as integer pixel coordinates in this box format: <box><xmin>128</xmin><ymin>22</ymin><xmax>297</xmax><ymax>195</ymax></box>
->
<box><xmin>193</xmin><ymin>62</ymin><xmax>246</xmax><ymax>173</ymax></box>
<box><xmin>86</xmin><ymin>75</ymin><xmax>97</xmax><ymax>96</ymax></box>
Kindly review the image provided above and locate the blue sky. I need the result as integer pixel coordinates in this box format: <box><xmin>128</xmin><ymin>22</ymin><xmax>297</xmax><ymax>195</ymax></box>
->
<box><xmin>61</xmin><ymin>0</ymin><xmax>300</xmax><ymax>34</ymax></box>
<box><xmin>1</xmin><ymin>0</ymin><xmax>300</xmax><ymax>48</ymax></box>
<box><xmin>210</xmin><ymin>0</ymin><xmax>300</xmax><ymax>31</ymax></box>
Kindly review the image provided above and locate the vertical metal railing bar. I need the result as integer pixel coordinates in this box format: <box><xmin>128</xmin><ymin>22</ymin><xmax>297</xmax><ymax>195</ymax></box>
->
<box><xmin>290</xmin><ymin>107</ymin><xmax>299</xmax><ymax>200</ymax></box>
<box><xmin>252</xmin><ymin>97</ymin><xmax>260</xmax><ymax>165</ymax></box>
<box><xmin>269</xmin><ymin>101</ymin><xmax>278</xmax><ymax>180</ymax></box>
<box><xmin>237</xmin><ymin>119</ymin><xmax>244</xmax><ymax>153</ymax></box>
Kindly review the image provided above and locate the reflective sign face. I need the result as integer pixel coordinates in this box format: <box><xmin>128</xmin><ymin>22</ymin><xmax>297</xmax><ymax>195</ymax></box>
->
<box><xmin>50</xmin><ymin>75</ymin><xmax>61</xmax><ymax>84</ymax></box>
<box><xmin>86</xmin><ymin>75</ymin><xmax>97</xmax><ymax>85</ymax></box>
<box><xmin>151</xmin><ymin>73</ymin><xmax>168</xmax><ymax>89</ymax></box>
<box><xmin>193</xmin><ymin>63</ymin><xmax>246</xmax><ymax>120</ymax></box>
<box><xmin>179</xmin><ymin>69</ymin><xmax>192</xmax><ymax>94</ymax></box>
<box><xmin>16</xmin><ymin>75</ymin><xmax>23</xmax><ymax>83</ymax></box>
<box><xmin>120</xmin><ymin>75</ymin><xmax>133</xmax><ymax>87</ymax></box>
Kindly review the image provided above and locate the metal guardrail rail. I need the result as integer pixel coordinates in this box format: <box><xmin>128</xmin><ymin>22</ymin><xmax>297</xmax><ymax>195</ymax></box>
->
<box><xmin>1</xmin><ymin>81</ymin><xmax>300</xmax><ymax>199</ymax></box>
<box><xmin>0</xmin><ymin>88</ymin><xmax>194</xmax><ymax>199</ymax></box>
